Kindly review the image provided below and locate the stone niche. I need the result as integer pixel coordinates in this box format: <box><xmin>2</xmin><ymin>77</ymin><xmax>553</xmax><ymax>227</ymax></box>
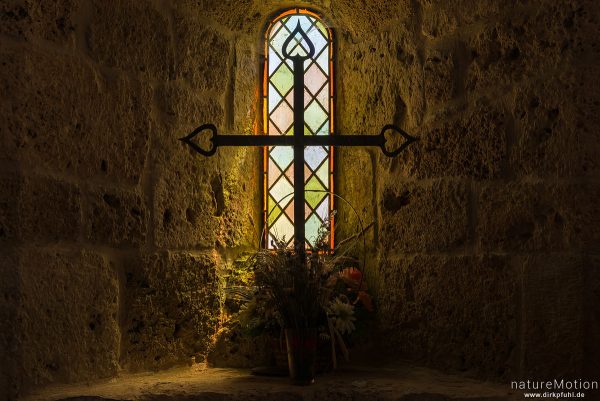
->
<box><xmin>1</xmin><ymin>0</ymin><xmax>598</xmax><ymax>400</ymax></box>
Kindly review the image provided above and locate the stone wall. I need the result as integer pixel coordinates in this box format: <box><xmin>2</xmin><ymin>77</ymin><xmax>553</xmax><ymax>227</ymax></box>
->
<box><xmin>0</xmin><ymin>1</ymin><xmax>260</xmax><ymax>399</ymax></box>
<box><xmin>333</xmin><ymin>0</ymin><xmax>600</xmax><ymax>382</ymax></box>
<box><xmin>1</xmin><ymin>0</ymin><xmax>598</xmax><ymax>399</ymax></box>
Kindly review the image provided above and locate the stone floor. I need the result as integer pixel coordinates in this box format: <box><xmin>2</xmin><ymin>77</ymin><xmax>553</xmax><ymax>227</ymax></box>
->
<box><xmin>22</xmin><ymin>362</ymin><xmax>520</xmax><ymax>401</ymax></box>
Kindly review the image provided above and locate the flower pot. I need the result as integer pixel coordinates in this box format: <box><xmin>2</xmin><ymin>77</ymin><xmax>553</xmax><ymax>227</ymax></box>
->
<box><xmin>285</xmin><ymin>328</ymin><xmax>317</xmax><ymax>385</ymax></box>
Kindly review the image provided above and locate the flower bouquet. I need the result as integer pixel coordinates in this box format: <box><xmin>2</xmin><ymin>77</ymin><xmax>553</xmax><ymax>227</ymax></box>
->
<box><xmin>227</xmin><ymin>219</ymin><xmax>373</xmax><ymax>383</ymax></box>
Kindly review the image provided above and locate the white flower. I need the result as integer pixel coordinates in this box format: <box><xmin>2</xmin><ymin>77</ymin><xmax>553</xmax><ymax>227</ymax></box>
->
<box><xmin>328</xmin><ymin>297</ymin><xmax>356</xmax><ymax>334</ymax></box>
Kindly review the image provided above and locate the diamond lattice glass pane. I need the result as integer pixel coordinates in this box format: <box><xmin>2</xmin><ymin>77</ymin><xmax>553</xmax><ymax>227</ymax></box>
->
<box><xmin>305</xmin><ymin>146</ymin><xmax>327</xmax><ymax>171</ymax></box>
<box><xmin>271</xmin><ymin>175</ymin><xmax>294</xmax><ymax>206</ymax></box>
<box><xmin>271</xmin><ymin>63</ymin><xmax>294</xmax><ymax>96</ymax></box>
<box><xmin>305</xmin><ymin>213</ymin><xmax>322</xmax><ymax>247</ymax></box>
<box><xmin>283</xmin><ymin>200</ymin><xmax>294</xmax><ymax>221</ymax></box>
<box><xmin>304</xmin><ymin>164</ymin><xmax>311</xmax><ymax>182</ymax></box>
<box><xmin>304</xmin><ymin>100</ymin><xmax>327</xmax><ymax>133</ymax></box>
<box><xmin>284</xmin><ymin>164</ymin><xmax>294</xmax><ymax>182</ymax></box>
<box><xmin>316</xmin><ymin>49</ymin><xmax>329</xmax><ymax>73</ymax></box>
<box><xmin>268</xmin><ymin>159</ymin><xmax>282</xmax><ymax>188</ymax></box>
<box><xmin>268</xmin><ymin>46</ymin><xmax>282</xmax><ymax>75</ymax></box>
<box><xmin>269</xmin><ymin>83</ymin><xmax>282</xmax><ymax>113</ymax></box>
<box><xmin>267</xmin><ymin>195</ymin><xmax>283</xmax><ymax>226</ymax></box>
<box><xmin>305</xmin><ymin>175</ymin><xmax>326</xmax><ymax>208</ymax></box>
<box><xmin>315</xmin><ymin>196</ymin><xmax>329</xmax><ymax>220</ymax></box>
<box><xmin>315</xmin><ymin>20</ymin><xmax>328</xmax><ymax>37</ymax></box>
<box><xmin>316</xmin><ymin>86</ymin><xmax>329</xmax><ymax>113</ymax></box>
<box><xmin>304</xmin><ymin>88</ymin><xmax>312</xmax><ymax>107</ymax></box>
<box><xmin>305</xmin><ymin>63</ymin><xmax>327</xmax><ymax>95</ymax></box>
<box><xmin>271</xmin><ymin>213</ymin><xmax>294</xmax><ymax>243</ymax></box>
<box><xmin>315</xmin><ymin>158</ymin><xmax>329</xmax><ymax>185</ymax></box>
<box><xmin>315</xmin><ymin>119</ymin><xmax>329</xmax><ymax>136</ymax></box>
<box><xmin>270</xmin><ymin>101</ymin><xmax>293</xmax><ymax>134</ymax></box>
<box><xmin>270</xmin><ymin>146</ymin><xmax>294</xmax><ymax>172</ymax></box>
<box><xmin>304</xmin><ymin>123</ymin><xmax>313</xmax><ymax>136</ymax></box>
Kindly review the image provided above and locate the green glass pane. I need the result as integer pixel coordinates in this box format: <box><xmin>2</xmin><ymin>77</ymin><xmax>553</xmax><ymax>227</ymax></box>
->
<box><xmin>305</xmin><ymin>175</ymin><xmax>326</xmax><ymax>208</ymax></box>
<box><xmin>315</xmin><ymin>157</ymin><xmax>329</xmax><ymax>186</ymax></box>
<box><xmin>304</xmin><ymin>100</ymin><xmax>327</xmax><ymax>133</ymax></box>
<box><xmin>315</xmin><ymin>20</ymin><xmax>328</xmax><ymax>37</ymax></box>
<box><xmin>304</xmin><ymin>123</ymin><xmax>312</xmax><ymax>136</ymax></box>
<box><xmin>270</xmin><ymin>146</ymin><xmax>293</xmax><ymax>171</ymax></box>
<box><xmin>286</xmin><ymin>126</ymin><xmax>294</xmax><ymax>136</ymax></box>
<box><xmin>270</xmin><ymin>63</ymin><xmax>294</xmax><ymax>96</ymax></box>
<box><xmin>267</xmin><ymin>195</ymin><xmax>282</xmax><ymax>226</ymax></box>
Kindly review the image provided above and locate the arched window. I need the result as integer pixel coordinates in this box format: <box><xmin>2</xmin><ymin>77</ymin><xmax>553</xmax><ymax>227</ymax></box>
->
<box><xmin>263</xmin><ymin>8</ymin><xmax>334</xmax><ymax>249</ymax></box>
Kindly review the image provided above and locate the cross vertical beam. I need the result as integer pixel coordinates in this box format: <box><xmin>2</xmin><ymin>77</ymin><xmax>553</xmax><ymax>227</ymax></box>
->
<box><xmin>292</xmin><ymin>56</ymin><xmax>306</xmax><ymax>252</ymax></box>
<box><xmin>285</xmin><ymin>22</ymin><xmax>315</xmax><ymax>253</ymax></box>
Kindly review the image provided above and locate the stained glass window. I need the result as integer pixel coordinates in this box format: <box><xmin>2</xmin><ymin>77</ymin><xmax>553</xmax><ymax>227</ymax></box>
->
<box><xmin>263</xmin><ymin>9</ymin><xmax>334</xmax><ymax>249</ymax></box>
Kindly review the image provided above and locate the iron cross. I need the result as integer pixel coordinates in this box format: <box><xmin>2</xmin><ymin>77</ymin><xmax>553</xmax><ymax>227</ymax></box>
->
<box><xmin>180</xmin><ymin>22</ymin><xmax>418</xmax><ymax>252</ymax></box>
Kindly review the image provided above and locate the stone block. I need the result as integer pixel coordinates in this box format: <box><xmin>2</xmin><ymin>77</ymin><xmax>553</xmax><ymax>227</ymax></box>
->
<box><xmin>154</xmin><ymin>81</ymin><xmax>259</xmax><ymax>249</ymax></box>
<box><xmin>424</xmin><ymin>47</ymin><xmax>456</xmax><ymax>107</ymax></box>
<box><xmin>153</xmin><ymin>157</ymin><xmax>219</xmax><ymax>249</ymax></box>
<box><xmin>338</xmin><ymin>27</ymin><xmax>424</xmax><ymax>135</ymax></box>
<box><xmin>121</xmin><ymin>251</ymin><xmax>220</xmax><ymax>371</ymax></box>
<box><xmin>154</xmin><ymin>147</ymin><xmax>260</xmax><ymax>249</ymax></box>
<box><xmin>1</xmin><ymin>45</ymin><xmax>151</xmax><ymax>185</ymax></box>
<box><xmin>377</xmin><ymin>254</ymin><xmax>517</xmax><ymax>378</ymax></box>
<box><xmin>0</xmin><ymin>173</ymin><xmax>21</xmax><ymax>243</ymax></box>
<box><xmin>233</xmin><ymin>41</ymin><xmax>259</xmax><ymax>134</ymax></box>
<box><xmin>0</xmin><ymin>248</ymin><xmax>20</xmax><ymax>400</ymax></box>
<box><xmin>154</xmin><ymin>82</ymin><xmax>224</xmax><ymax>159</ymax></box>
<box><xmin>466</xmin><ymin>3</ymin><xmax>579</xmax><ymax>92</ymax></box>
<box><xmin>520</xmin><ymin>253</ymin><xmax>585</xmax><ymax>378</ymax></box>
<box><xmin>83</xmin><ymin>186</ymin><xmax>147</xmax><ymax>247</ymax></box>
<box><xmin>332</xmin><ymin>0</ymin><xmax>414</xmax><ymax>38</ymax></box>
<box><xmin>392</xmin><ymin>100</ymin><xmax>507</xmax><ymax>179</ymax></box>
<box><xmin>1</xmin><ymin>172</ymin><xmax>82</xmax><ymax>245</ymax></box>
<box><xmin>87</xmin><ymin>0</ymin><xmax>172</xmax><ymax>80</ymax></box>
<box><xmin>176</xmin><ymin>0</ymin><xmax>258</xmax><ymax>35</ymax></box>
<box><xmin>420</xmin><ymin>0</ymin><xmax>504</xmax><ymax>39</ymax></box>
<box><xmin>336</xmin><ymin>148</ymin><xmax>376</xmax><ymax>244</ymax></box>
<box><xmin>510</xmin><ymin>75</ymin><xmax>598</xmax><ymax>178</ymax></box>
<box><xmin>0</xmin><ymin>0</ymin><xmax>78</xmax><ymax>44</ymax></box>
<box><xmin>477</xmin><ymin>182</ymin><xmax>565</xmax><ymax>253</ymax></box>
<box><xmin>16</xmin><ymin>248</ymin><xmax>120</xmax><ymax>389</ymax></box>
<box><xmin>572</xmin><ymin>0</ymin><xmax>600</xmax><ymax>63</ymax></box>
<box><xmin>19</xmin><ymin>175</ymin><xmax>81</xmax><ymax>244</ymax></box>
<box><xmin>173</xmin><ymin>10</ymin><xmax>231</xmax><ymax>92</ymax></box>
<box><xmin>379</xmin><ymin>179</ymin><xmax>469</xmax><ymax>253</ymax></box>
<box><xmin>478</xmin><ymin>182</ymin><xmax>599</xmax><ymax>253</ymax></box>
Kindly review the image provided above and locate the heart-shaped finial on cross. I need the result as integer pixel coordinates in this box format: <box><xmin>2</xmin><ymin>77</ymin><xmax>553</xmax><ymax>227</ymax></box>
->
<box><xmin>179</xmin><ymin>123</ymin><xmax>218</xmax><ymax>156</ymax></box>
<box><xmin>379</xmin><ymin>125</ymin><xmax>419</xmax><ymax>157</ymax></box>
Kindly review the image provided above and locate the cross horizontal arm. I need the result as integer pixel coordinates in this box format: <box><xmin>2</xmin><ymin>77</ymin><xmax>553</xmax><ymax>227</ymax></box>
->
<box><xmin>217</xmin><ymin>133</ymin><xmax>383</xmax><ymax>147</ymax></box>
<box><xmin>180</xmin><ymin>123</ymin><xmax>418</xmax><ymax>157</ymax></box>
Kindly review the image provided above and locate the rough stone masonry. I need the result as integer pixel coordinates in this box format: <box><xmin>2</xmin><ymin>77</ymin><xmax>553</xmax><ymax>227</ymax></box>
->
<box><xmin>0</xmin><ymin>0</ymin><xmax>598</xmax><ymax>400</ymax></box>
